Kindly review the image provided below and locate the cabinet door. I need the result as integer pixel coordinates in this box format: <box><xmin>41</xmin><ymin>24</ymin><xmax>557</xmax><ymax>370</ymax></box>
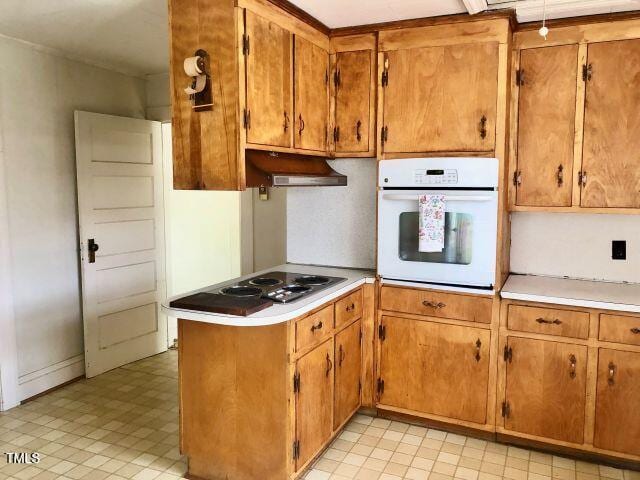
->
<box><xmin>379</xmin><ymin>316</ymin><xmax>490</xmax><ymax>424</ymax></box>
<box><xmin>335</xmin><ymin>50</ymin><xmax>372</xmax><ymax>153</ymax></box>
<box><xmin>294</xmin><ymin>36</ymin><xmax>329</xmax><ymax>152</ymax></box>
<box><xmin>582</xmin><ymin>39</ymin><xmax>640</xmax><ymax>208</ymax></box>
<box><xmin>295</xmin><ymin>338</ymin><xmax>333</xmax><ymax>470</ymax></box>
<box><xmin>594</xmin><ymin>349</ymin><xmax>640</xmax><ymax>456</ymax></box>
<box><xmin>504</xmin><ymin>337</ymin><xmax>587</xmax><ymax>444</ymax></box>
<box><xmin>245</xmin><ymin>11</ymin><xmax>292</xmax><ymax>147</ymax></box>
<box><xmin>334</xmin><ymin>320</ymin><xmax>362</xmax><ymax>429</ymax></box>
<box><xmin>382</xmin><ymin>42</ymin><xmax>498</xmax><ymax>153</ymax></box>
<box><xmin>516</xmin><ymin>45</ymin><xmax>578</xmax><ymax>207</ymax></box>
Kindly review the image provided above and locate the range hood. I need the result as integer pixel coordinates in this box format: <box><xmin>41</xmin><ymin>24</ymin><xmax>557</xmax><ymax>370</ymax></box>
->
<box><xmin>245</xmin><ymin>150</ymin><xmax>347</xmax><ymax>187</ymax></box>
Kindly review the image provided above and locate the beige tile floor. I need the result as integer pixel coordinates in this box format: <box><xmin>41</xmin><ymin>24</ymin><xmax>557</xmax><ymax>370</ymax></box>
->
<box><xmin>1</xmin><ymin>351</ymin><xmax>638</xmax><ymax>480</ymax></box>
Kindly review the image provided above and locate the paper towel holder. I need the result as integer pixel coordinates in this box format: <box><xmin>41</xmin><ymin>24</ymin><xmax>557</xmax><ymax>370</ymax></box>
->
<box><xmin>184</xmin><ymin>49</ymin><xmax>213</xmax><ymax>112</ymax></box>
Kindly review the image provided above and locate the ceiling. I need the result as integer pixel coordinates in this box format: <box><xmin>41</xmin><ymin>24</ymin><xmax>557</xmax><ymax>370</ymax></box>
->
<box><xmin>1</xmin><ymin>0</ymin><xmax>640</xmax><ymax>78</ymax></box>
<box><xmin>0</xmin><ymin>0</ymin><xmax>169</xmax><ymax>77</ymax></box>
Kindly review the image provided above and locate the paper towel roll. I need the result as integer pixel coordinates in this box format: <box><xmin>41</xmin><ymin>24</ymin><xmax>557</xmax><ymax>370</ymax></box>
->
<box><xmin>183</xmin><ymin>56</ymin><xmax>203</xmax><ymax>77</ymax></box>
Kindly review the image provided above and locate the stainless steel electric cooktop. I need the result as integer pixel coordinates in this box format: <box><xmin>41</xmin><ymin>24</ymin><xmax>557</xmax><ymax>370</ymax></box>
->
<box><xmin>213</xmin><ymin>271</ymin><xmax>347</xmax><ymax>304</ymax></box>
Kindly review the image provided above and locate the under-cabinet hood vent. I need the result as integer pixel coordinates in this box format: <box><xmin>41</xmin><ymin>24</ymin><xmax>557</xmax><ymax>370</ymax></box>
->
<box><xmin>245</xmin><ymin>150</ymin><xmax>347</xmax><ymax>187</ymax></box>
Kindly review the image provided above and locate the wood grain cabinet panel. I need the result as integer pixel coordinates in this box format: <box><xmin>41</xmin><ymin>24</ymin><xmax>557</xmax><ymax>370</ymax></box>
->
<box><xmin>507</xmin><ymin>304</ymin><xmax>589</xmax><ymax>339</ymax></box>
<box><xmin>599</xmin><ymin>313</ymin><xmax>640</xmax><ymax>347</ymax></box>
<box><xmin>379</xmin><ymin>316</ymin><xmax>491</xmax><ymax>424</ymax></box>
<box><xmin>503</xmin><ymin>337</ymin><xmax>587</xmax><ymax>444</ymax></box>
<box><xmin>295</xmin><ymin>338</ymin><xmax>334</xmax><ymax>470</ymax></box>
<box><xmin>334</xmin><ymin>320</ymin><xmax>362</xmax><ymax>429</ymax></box>
<box><xmin>245</xmin><ymin>11</ymin><xmax>292</xmax><ymax>148</ymax></box>
<box><xmin>382</xmin><ymin>42</ymin><xmax>498</xmax><ymax>154</ymax></box>
<box><xmin>294</xmin><ymin>36</ymin><xmax>329</xmax><ymax>152</ymax></box>
<box><xmin>380</xmin><ymin>286</ymin><xmax>493</xmax><ymax>324</ymax></box>
<box><xmin>515</xmin><ymin>45</ymin><xmax>578</xmax><ymax>207</ymax></box>
<box><xmin>594</xmin><ymin>349</ymin><xmax>640</xmax><ymax>456</ymax></box>
<box><xmin>296</xmin><ymin>305</ymin><xmax>333</xmax><ymax>352</ymax></box>
<box><xmin>335</xmin><ymin>289</ymin><xmax>363</xmax><ymax>330</ymax></box>
<box><xmin>582</xmin><ymin>39</ymin><xmax>640</xmax><ymax>208</ymax></box>
<box><xmin>335</xmin><ymin>50</ymin><xmax>372</xmax><ymax>153</ymax></box>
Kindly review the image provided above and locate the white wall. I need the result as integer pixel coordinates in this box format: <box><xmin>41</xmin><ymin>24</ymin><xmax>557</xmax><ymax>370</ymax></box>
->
<box><xmin>510</xmin><ymin>212</ymin><xmax>640</xmax><ymax>283</ymax></box>
<box><xmin>146</xmin><ymin>73</ymin><xmax>171</xmax><ymax>122</ymax></box>
<box><xmin>287</xmin><ymin>159</ymin><xmax>377</xmax><ymax>269</ymax></box>
<box><xmin>0</xmin><ymin>35</ymin><xmax>146</xmax><ymax>399</ymax></box>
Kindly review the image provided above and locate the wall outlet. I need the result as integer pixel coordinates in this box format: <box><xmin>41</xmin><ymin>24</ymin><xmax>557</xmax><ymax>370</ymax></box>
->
<box><xmin>612</xmin><ymin>240</ymin><xmax>626</xmax><ymax>260</ymax></box>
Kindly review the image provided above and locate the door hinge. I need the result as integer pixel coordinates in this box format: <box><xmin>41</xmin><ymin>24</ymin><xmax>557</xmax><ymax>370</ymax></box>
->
<box><xmin>578</xmin><ymin>170</ymin><xmax>588</xmax><ymax>187</ymax></box>
<box><xmin>293</xmin><ymin>371</ymin><xmax>300</xmax><ymax>393</ymax></box>
<box><xmin>512</xmin><ymin>171</ymin><xmax>522</xmax><ymax>187</ymax></box>
<box><xmin>243</xmin><ymin>109</ymin><xmax>251</xmax><ymax>129</ymax></box>
<box><xmin>378</xmin><ymin>324</ymin><xmax>386</xmax><ymax>341</ymax></box>
<box><xmin>334</xmin><ymin>69</ymin><xmax>341</xmax><ymax>88</ymax></box>
<box><xmin>501</xmin><ymin>401</ymin><xmax>511</xmax><ymax>418</ymax></box>
<box><xmin>242</xmin><ymin>34</ymin><xmax>250</xmax><ymax>56</ymax></box>
<box><xmin>515</xmin><ymin>69</ymin><xmax>525</xmax><ymax>86</ymax></box>
<box><xmin>380</xmin><ymin>126</ymin><xmax>388</xmax><ymax>146</ymax></box>
<box><xmin>503</xmin><ymin>345</ymin><xmax>513</xmax><ymax>363</ymax></box>
<box><xmin>292</xmin><ymin>439</ymin><xmax>300</xmax><ymax>460</ymax></box>
<box><xmin>377</xmin><ymin>378</ymin><xmax>385</xmax><ymax>395</ymax></box>
<box><xmin>381</xmin><ymin>57</ymin><xmax>389</xmax><ymax>87</ymax></box>
<box><xmin>333</xmin><ymin>126</ymin><xmax>340</xmax><ymax>142</ymax></box>
<box><xmin>582</xmin><ymin>63</ymin><xmax>592</xmax><ymax>82</ymax></box>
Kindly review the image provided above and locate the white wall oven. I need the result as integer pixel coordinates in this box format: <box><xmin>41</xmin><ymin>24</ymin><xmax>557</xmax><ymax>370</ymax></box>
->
<box><xmin>378</xmin><ymin>158</ymin><xmax>499</xmax><ymax>290</ymax></box>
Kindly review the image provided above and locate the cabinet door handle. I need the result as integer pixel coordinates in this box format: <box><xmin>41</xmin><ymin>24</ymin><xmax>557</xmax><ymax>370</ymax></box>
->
<box><xmin>422</xmin><ymin>301</ymin><xmax>446</xmax><ymax>309</ymax></box>
<box><xmin>310</xmin><ymin>321</ymin><xmax>323</xmax><ymax>333</ymax></box>
<box><xmin>475</xmin><ymin>339</ymin><xmax>482</xmax><ymax>362</ymax></box>
<box><xmin>325</xmin><ymin>353</ymin><xmax>333</xmax><ymax>377</ymax></box>
<box><xmin>557</xmin><ymin>164</ymin><xmax>564</xmax><ymax>187</ymax></box>
<box><xmin>283</xmin><ymin>111</ymin><xmax>289</xmax><ymax>132</ymax></box>
<box><xmin>479</xmin><ymin>115</ymin><xmax>487</xmax><ymax>139</ymax></box>
<box><xmin>298</xmin><ymin>114</ymin><xmax>305</xmax><ymax>135</ymax></box>
<box><xmin>338</xmin><ymin>344</ymin><xmax>345</xmax><ymax>367</ymax></box>
<box><xmin>356</xmin><ymin>120</ymin><xmax>362</xmax><ymax>142</ymax></box>
<box><xmin>608</xmin><ymin>362</ymin><xmax>616</xmax><ymax>386</ymax></box>
<box><xmin>569</xmin><ymin>354</ymin><xmax>577</xmax><ymax>379</ymax></box>
<box><xmin>535</xmin><ymin>317</ymin><xmax>562</xmax><ymax>325</ymax></box>
<box><xmin>631</xmin><ymin>327</ymin><xmax>640</xmax><ymax>334</ymax></box>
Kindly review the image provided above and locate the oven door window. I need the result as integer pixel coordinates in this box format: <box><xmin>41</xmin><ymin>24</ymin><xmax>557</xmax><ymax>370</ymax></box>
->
<box><xmin>398</xmin><ymin>212</ymin><xmax>473</xmax><ymax>265</ymax></box>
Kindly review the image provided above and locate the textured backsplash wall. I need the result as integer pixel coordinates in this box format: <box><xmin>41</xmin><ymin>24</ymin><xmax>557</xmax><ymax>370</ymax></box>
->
<box><xmin>510</xmin><ymin>212</ymin><xmax>640</xmax><ymax>283</ymax></box>
<box><xmin>287</xmin><ymin>158</ymin><xmax>377</xmax><ymax>269</ymax></box>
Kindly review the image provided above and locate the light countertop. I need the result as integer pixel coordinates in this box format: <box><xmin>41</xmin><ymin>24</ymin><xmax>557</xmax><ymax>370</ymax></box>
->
<box><xmin>161</xmin><ymin>263</ymin><xmax>375</xmax><ymax>326</ymax></box>
<box><xmin>501</xmin><ymin>274</ymin><xmax>640</xmax><ymax>313</ymax></box>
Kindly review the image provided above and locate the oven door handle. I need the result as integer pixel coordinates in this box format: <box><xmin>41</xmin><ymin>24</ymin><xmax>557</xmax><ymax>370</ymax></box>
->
<box><xmin>381</xmin><ymin>194</ymin><xmax>494</xmax><ymax>202</ymax></box>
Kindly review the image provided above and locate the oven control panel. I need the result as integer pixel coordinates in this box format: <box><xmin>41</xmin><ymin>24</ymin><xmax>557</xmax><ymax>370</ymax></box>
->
<box><xmin>414</xmin><ymin>169</ymin><xmax>458</xmax><ymax>185</ymax></box>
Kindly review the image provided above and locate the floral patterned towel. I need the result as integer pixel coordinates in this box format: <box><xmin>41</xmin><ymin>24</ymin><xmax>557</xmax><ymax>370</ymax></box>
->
<box><xmin>418</xmin><ymin>194</ymin><xmax>445</xmax><ymax>252</ymax></box>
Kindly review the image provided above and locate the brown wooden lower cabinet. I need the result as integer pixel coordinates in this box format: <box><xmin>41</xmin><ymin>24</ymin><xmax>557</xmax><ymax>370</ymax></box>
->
<box><xmin>295</xmin><ymin>338</ymin><xmax>334</xmax><ymax>469</ymax></box>
<box><xmin>502</xmin><ymin>337</ymin><xmax>587</xmax><ymax>444</ymax></box>
<box><xmin>594</xmin><ymin>349</ymin><xmax>640</xmax><ymax>457</ymax></box>
<box><xmin>378</xmin><ymin>315</ymin><xmax>491</xmax><ymax>424</ymax></box>
<box><xmin>334</xmin><ymin>320</ymin><xmax>362</xmax><ymax>429</ymax></box>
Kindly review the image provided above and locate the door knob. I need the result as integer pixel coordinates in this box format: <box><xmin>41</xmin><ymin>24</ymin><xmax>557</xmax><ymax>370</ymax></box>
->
<box><xmin>88</xmin><ymin>239</ymin><xmax>99</xmax><ymax>263</ymax></box>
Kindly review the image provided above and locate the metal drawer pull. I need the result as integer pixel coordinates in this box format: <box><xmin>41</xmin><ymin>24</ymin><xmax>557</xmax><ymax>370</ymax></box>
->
<box><xmin>535</xmin><ymin>317</ymin><xmax>562</xmax><ymax>325</ymax></box>
<box><xmin>423</xmin><ymin>301</ymin><xmax>446</xmax><ymax>309</ymax></box>
<box><xmin>475</xmin><ymin>339</ymin><xmax>482</xmax><ymax>362</ymax></box>
<box><xmin>338</xmin><ymin>344</ymin><xmax>345</xmax><ymax>367</ymax></box>
<box><xmin>310</xmin><ymin>321</ymin><xmax>323</xmax><ymax>332</ymax></box>
<box><xmin>569</xmin><ymin>354</ymin><xmax>577</xmax><ymax>379</ymax></box>
<box><xmin>325</xmin><ymin>353</ymin><xmax>333</xmax><ymax>377</ymax></box>
<box><xmin>346</xmin><ymin>303</ymin><xmax>356</xmax><ymax>312</ymax></box>
<box><xmin>608</xmin><ymin>362</ymin><xmax>616</xmax><ymax>386</ymax></box>
<box><xmin>631</xmin><ymin>327</ymin><xmax>640</xmax><ymax>334</ymax></box>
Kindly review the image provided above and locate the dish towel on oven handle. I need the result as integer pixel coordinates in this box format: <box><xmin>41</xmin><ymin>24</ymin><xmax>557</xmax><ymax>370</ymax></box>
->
<box><xmin>418</xmin><ymin>194</ymin><xmax>445</xmax><ymax>252</ymax></box>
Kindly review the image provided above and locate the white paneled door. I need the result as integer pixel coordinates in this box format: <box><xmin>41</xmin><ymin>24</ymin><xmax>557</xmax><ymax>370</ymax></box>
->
<box><xmin>75</xmin><ymin>111</ymin><xmax>167</xmax><ymax>378</ymax></box>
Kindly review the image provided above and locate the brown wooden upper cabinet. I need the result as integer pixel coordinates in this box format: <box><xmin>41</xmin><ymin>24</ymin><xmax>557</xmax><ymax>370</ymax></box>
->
<box><xmin>502</xmin><ymin>337</ymin><xmax>587</xmax><ymax>444</ymax></box>
<box><xmin>514</xmin><ymin>45</ymin><xmax>578</xmax><ymax>207</ymax></box>
<box><xmin>294</xmin><ymin>36</ymin><xmax>330</xmax><ymax>152</ymax></box>
<box><xmin>381</xmin><ymin>42</ymin><xmax>499</xmax><ymax>154</ymax></box>
<box><xmin>581</xmin><ymin>39</ymin><xmax>640</xmax><ymax>209</ymax></box>
<box><xmin>244</xmin><ymin>11</ymin><xmax>292</xmax><ymax>148</ymax></box>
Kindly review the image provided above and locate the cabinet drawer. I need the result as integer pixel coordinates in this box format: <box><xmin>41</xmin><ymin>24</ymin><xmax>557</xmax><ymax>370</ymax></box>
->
<box><xmin>507</xmin><ymin>304</ymin><xmax>589</xmax><ymax>339</ymax></box>
<box><xmin>379</xmin><ymin>286</ymin><xmax>492</xmax><ymax>324</ymax></box>
<box><xmin>335</xmin><ymin>289</ymin><xmax>363</xmax><ymax>329</ymax></box>
<box><xmin>599</xmin><ymin>313</ymin><xmax>640</xmax><ymax>346</ymax></box>
<box><xmin>296</xmin><ymin>305</ymin><xmax>333</xmax><ymax>352</ymax></box>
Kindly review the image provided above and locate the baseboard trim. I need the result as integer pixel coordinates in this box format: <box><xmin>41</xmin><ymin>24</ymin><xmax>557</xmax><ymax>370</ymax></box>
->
<box><xmin>18</xmin><ymin>354</ymin><xmax>85</xmax><ymax>401</ymax></box>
